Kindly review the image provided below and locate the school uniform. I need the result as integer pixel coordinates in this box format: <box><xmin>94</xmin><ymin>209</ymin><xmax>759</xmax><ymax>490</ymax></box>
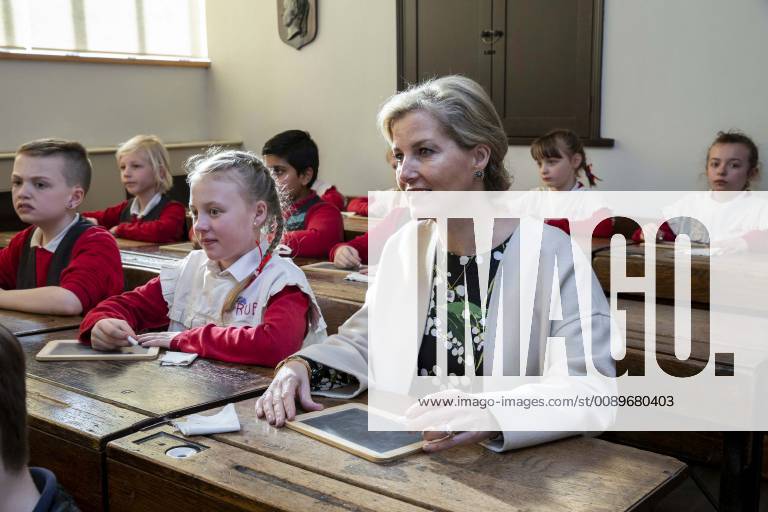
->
<box><xmin>330</xmin><ymin>232</ymin><xmax>369</xmax><ymax>264</ymax></box>
<box><xmin>79</xmin><ymin>244</ymin><xmax>327</xmax><ymax>365</ymax></box>
<box><xmin>298</xmin><ymin>218</ymin><xmax>616</xmax><ymax>452</ymax></box>
<box><xmin>83</xmin><ymin>192</ymin><xmax>186</xmax><ymax>243</ymax></box>
<box><xmin>0</xmin><ymin>214</ymin><xmax>123</xmax><ymax>313</ymax></box>
<box><xmin>282</xmin><ymin>191</ymin><xmax>344</xmax><ymax>259</ymax></box>
<box><xmin>532</xmin><ymin>181</ymin><xmax>614</xmax><ymax>238</ymax></box>
<box><xmin>312</xmin><ymin>179</ymin><xmax>346</xmax><ymax>211</ymax></box>
<box><xmin>346</xmin><ymin>196</ymin><xmax>368</xmax><ymax>216</ymax></box>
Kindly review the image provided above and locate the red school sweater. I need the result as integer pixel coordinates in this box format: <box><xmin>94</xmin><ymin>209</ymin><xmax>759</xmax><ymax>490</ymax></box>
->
<box><xmin>78</xmin><ymin>277</ymin><xmax>310</xmax><ymax>366</ymax></box>
<box><xmin>0</xmin><ymin>225</ymin><xmax>123</xmax><ymax>313</ymax></box>
<box><xmin>83</xmin><ymin>199</ymin><xmax>186</xmax><ymax>243</ymax></box>
<box><xmin>282</xmin><ymin>192</ymin><xmax>344</xmax><ymax>259</ymax></box>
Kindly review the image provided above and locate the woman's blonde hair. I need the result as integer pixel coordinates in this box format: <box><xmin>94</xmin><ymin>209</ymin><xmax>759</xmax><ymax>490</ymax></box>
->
<box><xmin>116</xmin><ymin>135</ymin><xmax>173</xmax><ymax>193</ymax></box>
<box><xmin>185</xmin><ymin>148</ymin><xmax>287</xmax><ymax>315</ymax></box>
<box><xmin>377</xmin><ymin>75</ymin><xmax>511</xmax><ymax>191</ymax></box>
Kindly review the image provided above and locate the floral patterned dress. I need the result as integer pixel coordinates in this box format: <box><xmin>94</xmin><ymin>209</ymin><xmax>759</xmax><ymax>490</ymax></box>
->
<box><xmin>307</xmin><ymin>237</ymin><xmax>510</xmax><ymax>391</ymax></box>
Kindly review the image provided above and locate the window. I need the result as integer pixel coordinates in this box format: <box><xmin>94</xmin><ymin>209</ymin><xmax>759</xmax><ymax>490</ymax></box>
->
<box><xmin>0</xmin><ymin>0</ymin><xmax>207</xmax><ymax>65</ymax></box>
<box><xmin>397</xmin><ymin>0</ymin><xmax>612</xmax><ymax>146</ymax></box>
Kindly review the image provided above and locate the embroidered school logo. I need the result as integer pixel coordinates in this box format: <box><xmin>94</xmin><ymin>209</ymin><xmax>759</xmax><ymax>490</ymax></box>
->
<box><xmin>234</xmin><ymin>296</ymin><xmax>258</xmax><ymax>316</ymax></box>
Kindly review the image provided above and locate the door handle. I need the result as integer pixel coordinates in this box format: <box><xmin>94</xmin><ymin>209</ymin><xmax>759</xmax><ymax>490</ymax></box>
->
<box><xmin>480</xmin><ymin>29</ymin><xmax>504</xmax><ymax>45</ymax></box>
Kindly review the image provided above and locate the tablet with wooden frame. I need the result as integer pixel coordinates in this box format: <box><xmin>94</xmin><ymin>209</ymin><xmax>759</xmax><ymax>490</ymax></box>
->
<box><xmin>36</xmin><ymin>340</ymin><xmax>160</xmax><ymax>361</ymax></box>
<box><xmin>286</xmin><ymin>403</ymin><xmax>423</xmax><ymax>462</ymax></box>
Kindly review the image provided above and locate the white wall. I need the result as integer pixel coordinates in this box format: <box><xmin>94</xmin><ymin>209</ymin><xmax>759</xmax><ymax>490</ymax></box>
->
<box><xmin>0</xmin><ymin>60</ymin><xmax>209</xmax><ymax>150</ymax></box>
<box><xmin>207</xmin><ymin>0</ymin><xmax>768</xmax><ymax>194</ymax></box>
<box><xmin>206</xmin><ymin>0</ymin><xmax>397</xmax><ymax>195</ymax></box>
<box><xmin>506</xmin><ymin>0</ymin><xmax>768</xmax><ymax>191</ymax></box>
<box><xmin>0</xmin><ymin>60</ymin><xmax>210</xmax><ymax>207</ymax></box>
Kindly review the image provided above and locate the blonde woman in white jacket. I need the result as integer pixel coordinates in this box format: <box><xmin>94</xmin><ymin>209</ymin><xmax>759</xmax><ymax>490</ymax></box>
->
<box><xmin>256</xmin><ymin>75</ymin><xmax>615</xmax><ymax>453</ymax></box>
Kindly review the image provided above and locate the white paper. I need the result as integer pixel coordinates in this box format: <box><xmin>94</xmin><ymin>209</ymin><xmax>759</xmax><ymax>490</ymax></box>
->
<box><xmin>160</xmin><ymin>351</ymin><xmax>198</xmax><ymax>366</ymax></box>
<box><xmin>345</xmin><ymin>272</ymin><xmax>369</xmax><ymax>283</ymax></box>
<box><xmin>173</xmin><ymin>403</ymin><xmax>241</xmax><ymax>436</ymax></box>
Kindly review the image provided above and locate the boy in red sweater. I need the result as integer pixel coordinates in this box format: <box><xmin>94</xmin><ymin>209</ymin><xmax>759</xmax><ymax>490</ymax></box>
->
<box><xmin>262</xmin><ymin>130</ymin><xmax>343</xmax><ymax>259</ymax></box>
<box><xmin>0</xmin><ymin>139</ymin><xmax>123</xmax><ymax>315</ymax></box>
<box><xmin>82</xmin><ymin>134</ymin><xmax>186</xmax><ymax>243</ymax></box>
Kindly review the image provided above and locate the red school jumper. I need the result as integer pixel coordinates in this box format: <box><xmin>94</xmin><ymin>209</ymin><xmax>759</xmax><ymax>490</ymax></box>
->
<box><xmin>0</xmin><ymin>222</ymin><xmax>123</xmax><ymax>313</ymax></box>
<box><xmin>83</xmin><ymin>195</ymin><xmax>186</xmax><ymax>243</ymax></box>
<box><xmin>282</xmin><ymin>191</ymin><xmax>344</xmax><ymax>259</ymax></box>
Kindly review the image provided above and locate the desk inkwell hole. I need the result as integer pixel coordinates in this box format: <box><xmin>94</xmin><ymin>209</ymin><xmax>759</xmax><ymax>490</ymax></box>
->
<box><xmin>165</xmin><ymin>445</ymin><xmax>200</xmax><ymax>459</ymax></box>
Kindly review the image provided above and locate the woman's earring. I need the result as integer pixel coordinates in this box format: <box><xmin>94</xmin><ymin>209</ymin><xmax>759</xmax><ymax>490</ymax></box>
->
<box><xmin>473</xmin><ymin>169</ymin><xmax>484</xmax><ymax>179</ymax></box>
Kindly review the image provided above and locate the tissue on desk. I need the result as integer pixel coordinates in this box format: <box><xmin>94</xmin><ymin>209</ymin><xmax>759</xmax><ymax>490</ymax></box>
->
<box><xmin>173</xmin><ymin>403</ymin><xmax>241</xmax><ymax>436</ymax></box>
<box><xmin>345</xmin><ymin>272</ymin><xmax>369</xmax><ymax>283</ymax></box>
<box><xmin>160</xmin><ymin>351</ymin><xmax>198</xmax><ymax>366</ymax></box>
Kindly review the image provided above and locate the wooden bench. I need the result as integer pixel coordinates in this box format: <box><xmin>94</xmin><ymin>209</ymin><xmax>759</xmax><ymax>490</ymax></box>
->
<box><xmin>108</xmin><ymin>397</ymin><xmax>686</xmax><ymax>512</ymax></box>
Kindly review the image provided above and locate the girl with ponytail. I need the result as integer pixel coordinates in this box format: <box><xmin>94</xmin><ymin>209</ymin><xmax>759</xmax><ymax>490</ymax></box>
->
<box><xmin>78</xmin><ymin>148</ymin><xmax>326</xmax><ymax>365</ymax></box>
<box><xmin>531</xmin><ymin>129</ymin><xmax>600</xmax><ymax>191</ymax></box>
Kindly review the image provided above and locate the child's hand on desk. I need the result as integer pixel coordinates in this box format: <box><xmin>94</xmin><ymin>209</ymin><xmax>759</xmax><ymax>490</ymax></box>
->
<box><xmin>255</xmin><ymin>358</ymin><xmax>323</xmax><ymax>427</ymax></box>
<box><xmin>333</xmin><ymin>246</ymin><xmax>362</xmax><ymax>269</ymax></box>
<box><xmin>138</xmin><ymin>331</ymin><xmax>182</xmax><ymax>349</ymax></box>
<box><xmin>91</xmin><ymin>318</ymin><xmax>137</xmax><ymax>351</ymax></box>
<box><xmin>108</xmin><ymin>226</ymin><xmax>119</xmax><ymax>235</ymax></box>
<box><xmin>83</xmin><ymin>216</ymin><xmax>98</xmax><ymax>225</ymax></box>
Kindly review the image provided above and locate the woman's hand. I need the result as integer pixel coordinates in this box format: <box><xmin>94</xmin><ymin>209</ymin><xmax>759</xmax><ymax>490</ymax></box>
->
<box><xmin>91</xmin><ymin>318</ymin><xmax>136</xmax><ymax>351</ymax></box>
<box><xmin>333</xmin><ymin>245</ymin><xmax>362</xmax><ymax>269</ymax></box>
<box><xmin>138</xmin><ymin>331</ymin><xmax>182</xmax><ymax>349</ymax></box>
<box><xmin>405</xmin><ymin>389</ymin><xmax>499</xmax><ymax>453</ymax></box>
<box><xmin>255</xmin><ymin>360</ymin><xmax>323</xmax><ymax>427</ymax></box>
<box><xmin>422</xmin><ymin>430</ymin><xmax>495</xmax><ymax>453</ymax></box>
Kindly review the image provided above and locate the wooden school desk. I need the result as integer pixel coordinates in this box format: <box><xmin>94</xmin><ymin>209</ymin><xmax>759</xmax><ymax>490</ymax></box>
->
<box><xmin>342</xmin><ymin>213</ymin><xmax>380</xmax><ymax>241</ymax></box>
<box><xmin>302</xmin><ymin>265</ymin><xmax>366</xmax><ymax>334</ymax></box>
<box><xmin>21</xmin><ymin>328</ymin><xmax>273</xmax><ymax>418</ymax></box>
<box><xmin>21</xmin><ymin>327</ymin><xmax>273</xmax><ymax>510</ymax></box>
<box><xmin>0</xmin><ymin>308</ymin><xmax>81</xmax><ymax>336</ymax></box>
<box><xmin>605</xmin><ymin>298</ymin><xmax>765</xmax><ymax>512</ymax></box>
<box><xmin>107</xmin><ymin>397</ymin><xmax>687</xmax><ymax>512</ymax></box>
<box><xmin>107</xmin><ymin>424</ymin><xmax>425</xmax><ymax>512</ymax></box>
<box><xmin>27</xmin><ymin>378</ymin><xmax>150</xmax><ymax>512</ymax></box>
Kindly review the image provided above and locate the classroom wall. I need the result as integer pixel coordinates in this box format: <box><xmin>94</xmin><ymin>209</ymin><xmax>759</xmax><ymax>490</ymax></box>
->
<box><xmin>206</xmin><ymin>0</ymin><xmax>768</xmax><ymax>194</ymax></box>
<box><xmin>0</xmin><ymin>59</ymin><xmax>210</xmax><ymax>207</ymax></box>
<box><xmin>507</xmin><ymin>0</ymin><xmax>768</xmax><ymax>191</ymax></box>
<box><xmin>205</xmin><ymin>0</ymin><xmax>398</xmax><ymax>195</ymax></box>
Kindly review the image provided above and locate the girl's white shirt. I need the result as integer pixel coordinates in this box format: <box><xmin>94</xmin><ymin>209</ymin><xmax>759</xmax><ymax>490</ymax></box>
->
<box><xmin>663</xmin><ymin>191</ymin><xmax>768</xmax><ymax>244</ymax></box>
<box><xmin>159</xmin><ymin>243</ymin><xmax>327</xmax><ymax>346</ymax></box>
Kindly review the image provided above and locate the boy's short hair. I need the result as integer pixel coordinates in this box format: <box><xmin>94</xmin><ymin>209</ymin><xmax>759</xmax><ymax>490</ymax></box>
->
<box><xmin>16</xmin><ymin>139</ymin><xmax>92</xmax><ymax>194</ymax></box>
<box><xmin>262</xmin><ymin>130</ymin><xmax>320</xmax><ymax>187</ymax></box>
<box><xmin>0</xmin><ymin>324</ymin><xmax>29</xmax><ymax>473</ymax></box>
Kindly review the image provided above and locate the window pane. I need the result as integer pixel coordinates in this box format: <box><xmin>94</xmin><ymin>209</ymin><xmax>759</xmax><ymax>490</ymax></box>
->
<box><xmin>143</xmin><ymin>0</ymin><xmax>205</xmax><ymax>57</ymax></box>
<box><xmin>81</xmin><ymin>0</ymin><xmax>137</xmax><ymax>54</ymax></box>
<box><xmin>29</xmin><ymin>0</ymin><xmax>74</xmax><ymax>51</ymax></box>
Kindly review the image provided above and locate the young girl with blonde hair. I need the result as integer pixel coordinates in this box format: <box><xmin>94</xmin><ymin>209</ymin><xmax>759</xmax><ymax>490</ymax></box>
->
<box><xmin>80</xmin><ymin>149</ymin><xmax>326</xmax><ymax>364</ymax></box>
<box><xmin>83</xmin><ymin>134</ymin><xmax>186</xmax><ymax>242</ymax></box>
